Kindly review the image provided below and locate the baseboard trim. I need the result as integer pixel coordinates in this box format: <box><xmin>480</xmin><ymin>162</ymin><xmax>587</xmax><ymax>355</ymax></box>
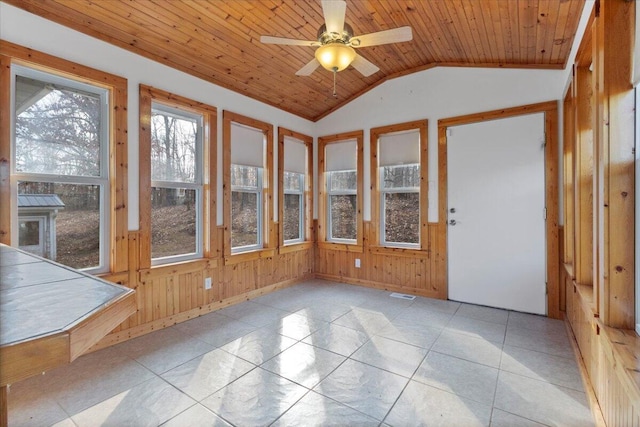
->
<box><xmin>315</xmin><ymin>273</ymin><xmax>443</xmax><ymax>299</ymax></box>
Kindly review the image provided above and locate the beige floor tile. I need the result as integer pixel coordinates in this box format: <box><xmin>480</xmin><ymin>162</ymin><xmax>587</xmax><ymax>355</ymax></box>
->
<box><xmin>71</xmin><ymin>377</ymin><xmax>195</xmax><ymax>427</ymax></box>
<box><xmin>385</xmin><ymin>380</ymin><xmax>492</xmax><ymax>427</ymax></box>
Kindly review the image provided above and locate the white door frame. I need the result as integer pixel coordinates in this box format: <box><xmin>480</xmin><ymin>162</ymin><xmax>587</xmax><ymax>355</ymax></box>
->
<box><xmin>437</xmin><ymin>101</ymin><xmax>560</xmax><ymax>318</ymax></box>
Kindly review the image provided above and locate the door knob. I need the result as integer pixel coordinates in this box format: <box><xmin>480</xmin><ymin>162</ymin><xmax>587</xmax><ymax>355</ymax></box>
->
<box><xmin>449</xmin><ymin>219</ymin><xmax>456</xmax><ymax>226</ymax></box>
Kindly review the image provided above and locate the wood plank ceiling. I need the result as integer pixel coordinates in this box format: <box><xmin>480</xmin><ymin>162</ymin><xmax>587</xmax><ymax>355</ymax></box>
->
<box><xmin>4</xmin><ymin>0</ymin><xmax>586</xmax><ymax>121</ymax></box>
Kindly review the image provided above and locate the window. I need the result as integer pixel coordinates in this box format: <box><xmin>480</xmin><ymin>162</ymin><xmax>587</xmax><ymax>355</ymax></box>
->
<box><xmin>149</xmin><ymin>103</ymin><xmax>203</xmax><ymax>263</ymax></box>
<box><xmin>223</xmin><ymin>111</ymin><xmax>274</xmax><ymax>262</ymax></box>
<box><xmin>12</xmin><ymin>65</ymin><xmax>110</xmax><ymax>272</ymax></box>
<box><xmin>231</xmin><ymin>164</ymin><xmax>262</xmax><ymax>251</ymax></box>
<box><xmin>139</xmin><ymin>85</ymin><xmax>217</xmax><ymax>268</ymax></box>
<box><xmin>278</xmin><ymin>128</ymin><xmax>312</xmax><ymax>251</ymax></box>
<box><xmin>318</xmin><ymin>131</ymin><xmax>363</xmax><ymax>250</ymax></box>
<box><xmin>371</xmin><ymin>121</ymin><xmax>428</xmax><ymax>253</ymax></box>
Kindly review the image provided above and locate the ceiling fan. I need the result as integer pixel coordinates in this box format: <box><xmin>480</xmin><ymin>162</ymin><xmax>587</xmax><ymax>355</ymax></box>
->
<box><xmin>260</xmin><ymin>0</ymin><xmax>412</xmax><ymax>95</ymax></box>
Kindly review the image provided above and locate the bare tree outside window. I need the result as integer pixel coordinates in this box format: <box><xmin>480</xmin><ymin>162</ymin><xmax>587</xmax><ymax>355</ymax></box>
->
<box><xmin>381</xmin><ymin>164</ymin><xmax>420</xmax><ymax>246</ymax></box>
<box><xmin>283</xmin><ymin>171</ymin><xmax>303</xmax><ymax>242</ymax></box>
<box><xmin>231</xmin><ymin>164</ymin><xmax>262</xmax><ymax>250</ymax></box>
<box><xmin>328</xmin><ymin>170</ymin><xmax>357</xmax><ymax>241</ymax></box>
<box><xmin>150</xmin><ymin>106</ymin><xmax>202</xmax><ymax>261</ymax></box>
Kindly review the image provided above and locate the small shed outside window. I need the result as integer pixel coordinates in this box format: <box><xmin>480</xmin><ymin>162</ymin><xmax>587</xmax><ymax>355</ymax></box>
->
<box><xmin>17</xmin><ymin>194</ymin><xmax>65</xmax><ymax>260</ymax></box>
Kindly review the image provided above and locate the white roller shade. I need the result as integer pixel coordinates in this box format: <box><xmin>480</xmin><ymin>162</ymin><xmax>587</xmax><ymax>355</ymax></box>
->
<box><xmin>231</xmin><ymin>122</ymin><xmax>264</xmax><ymax>167</ymax></box>
<box><xmin>325</xmin><ymin>139</ymin><xmax>357</xmax><ymax>171</ymax></box>
<box><xmin>634</xmin><ymin>4</ymin><xmax>640</xmax><ymax>86</ymax></box>
<box><xmin>379</xmin><ymin>130</ymin><xmax>420</xmax><ymax>167</ymax></box>
<box><xmin>284</xmin><ymin>136</ymin><xmax>307</xmax><ymax>174</ymax></box>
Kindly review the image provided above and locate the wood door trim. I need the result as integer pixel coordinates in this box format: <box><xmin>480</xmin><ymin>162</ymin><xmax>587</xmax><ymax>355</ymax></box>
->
<box><xmin>438</xmin><ymin>101</ymin><xmax>560</xmax><ymax>318</ymax></box>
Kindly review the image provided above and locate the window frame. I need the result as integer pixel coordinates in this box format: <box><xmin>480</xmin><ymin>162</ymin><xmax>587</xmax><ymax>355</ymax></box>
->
<box><xmin>139</xmin><ymin>84</ymin><xmax>217</xmax><ymax>269</ymax></box>
<box><xmin>1</xmin><ymin>44</ymin><xmax>128</xmax><ymax>274</ymax></box>
<box><xmin>148</xmin><ymin>102</ymin><xmax>205</xmax><ymax>265</ymax></box>
<box><xmin>370</xmin><ymin>120</ymin><xmax>428</xmax><ymax>256</ymax></box>
<box><xmin>223</xmin><ymin>111</ymin><xmax>275</xmax><ymax>264</ymax></box>
<box><xmin>318</xmin><ymin>130</ymin><xmax>364</xmax><ymax>252</ymax></box>
<box><xmin>278</xmin><ymin>127</ymin><xmax>313</xmax><ymax>253</ymax></box>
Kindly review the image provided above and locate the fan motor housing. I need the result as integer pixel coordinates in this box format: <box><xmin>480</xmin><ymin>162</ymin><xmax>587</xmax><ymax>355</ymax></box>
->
<box><xmin>317</xmin><ymin>23</ymin><xmax>354</xmax><ymax>45</ymax></box>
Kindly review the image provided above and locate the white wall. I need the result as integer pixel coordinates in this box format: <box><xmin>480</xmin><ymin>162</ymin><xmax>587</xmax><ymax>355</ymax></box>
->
<box><xmin>0</xmin><ymin>3</ymin><xmax>315</xmax><ymax>229</ymax></box>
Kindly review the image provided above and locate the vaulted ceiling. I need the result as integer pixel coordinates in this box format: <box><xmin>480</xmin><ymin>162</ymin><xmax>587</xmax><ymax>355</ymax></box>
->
<box><xmin>4</xmin><ymin>0</ymin><xmax>586</xmax><ymax>121</ymax></box>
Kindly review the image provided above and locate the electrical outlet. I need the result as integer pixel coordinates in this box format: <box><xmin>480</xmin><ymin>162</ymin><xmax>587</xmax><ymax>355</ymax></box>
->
<box><xmin>204</xmin><ymin>277</ymin><xmax>212</xmax><ymax>290</ymax></box>
<box><xmin>355</xmin><ymin>258</ymin><xmax>361</xmax><ymax>268</ymax></box>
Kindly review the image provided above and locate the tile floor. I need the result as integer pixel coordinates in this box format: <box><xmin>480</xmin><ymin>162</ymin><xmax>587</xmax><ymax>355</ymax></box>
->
<box><xmin>8</xmin><ymin>279</ymin><xmax>595</xmax><ymax>427</ymax></box>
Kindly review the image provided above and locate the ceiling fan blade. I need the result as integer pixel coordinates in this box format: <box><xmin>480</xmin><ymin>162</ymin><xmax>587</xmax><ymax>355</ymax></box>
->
<box><xmin>322</xmin><ymin>0</ymin><xmax>346</xmax><ymax>34</ymax></box>
<box><xmin>351</xmin><ymin>26</ymin><xmax>413</xmax><ymax>48</ymax></box>
<box><xmin>260</xmin><ymin>35</ymin><xmax>317</xmax><ymax>46</ymax></box>
<box><xmin>351</xmin><ymin>54</ymin><xmax>379</xmax><ymax>77</ymax></box>
<box><xmin>295</xmin><ymin>58</ymin><xmax>321</xmax><ymax>76</ymax></box>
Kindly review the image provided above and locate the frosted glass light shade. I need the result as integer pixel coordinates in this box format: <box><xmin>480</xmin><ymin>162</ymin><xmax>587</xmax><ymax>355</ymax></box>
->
<box><xmin>315</xmin><ymin>43</ymin><xmax>356</xmax><ymax>72</ymax></box>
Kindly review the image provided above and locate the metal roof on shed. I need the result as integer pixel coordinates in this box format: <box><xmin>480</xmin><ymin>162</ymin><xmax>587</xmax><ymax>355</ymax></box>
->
<box><xmin>18</xmin><ymin>194</ymin><xmax>65</xmax><ymax>208</ymax></box>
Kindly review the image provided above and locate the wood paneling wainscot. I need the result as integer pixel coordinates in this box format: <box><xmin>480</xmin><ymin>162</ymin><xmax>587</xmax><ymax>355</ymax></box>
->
<box><xmin>93</xmin><ymin>227</ymin><xmax>314</xmax><ymax>349</ymax></box>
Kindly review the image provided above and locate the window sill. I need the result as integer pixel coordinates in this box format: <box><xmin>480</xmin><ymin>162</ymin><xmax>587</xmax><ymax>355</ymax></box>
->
<box><xmin>224</xmin><ymin>248</ymin><xmax>276</xmax><ymax>265</ymax></box>
<box><xmin>368</xmin><ymin>245</ymin><xmax>430</xmax><ymax>258</ymax></box>
<box><xmin>317</xmin><ymin>241</ymin><xmax>363</xmax><ymax>253</ymax></box>
<box><xmin>140</xmin><ymin>257</ymin><xmax>219</xmax><ymax>280</ymax></box>
<box><xmin>279</xmin><ymin>241</ymin><xmax>313</xmax><ymax>254</ymax></box>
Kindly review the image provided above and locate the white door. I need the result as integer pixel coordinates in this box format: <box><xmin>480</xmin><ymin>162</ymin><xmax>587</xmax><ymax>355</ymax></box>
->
<box><xmin>447</xmin><ymin>113</ymin><xmax>546</xmax><ymax>314</ymax></box>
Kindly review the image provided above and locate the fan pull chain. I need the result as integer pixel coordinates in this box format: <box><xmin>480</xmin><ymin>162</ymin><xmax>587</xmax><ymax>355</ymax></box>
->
<box><xmin>332</xmin><ymin>68</ymin><xmax>338</xmax><ymax>98</ymax></box>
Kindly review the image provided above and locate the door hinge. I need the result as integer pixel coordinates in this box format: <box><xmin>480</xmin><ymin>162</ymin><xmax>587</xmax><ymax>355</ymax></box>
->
<box><xmin>543</xmin><ymin>208</ymin><xmax>547</xmax><ymax>220</ymax></box>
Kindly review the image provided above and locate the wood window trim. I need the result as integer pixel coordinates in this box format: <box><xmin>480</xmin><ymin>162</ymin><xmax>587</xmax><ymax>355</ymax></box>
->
<box><xmin>222</xmin><ymin>110</ymin><xmax>275</xmax><ymax>265</ymax></box>
<box><xmin>277</xmin><ymin>127</ymin><xmax>313</xmax><ymax>255</ymax></box>
<box><xmin>318</xmin><ymin>130</ymin><xmax>364</xmax><ymax>253</ymax></box>
<box><xmin>138</xmin><ymin>84</ymin><xmax>218</xmax><ymax>269</ymax></box>
<box><xmin>0</xmin><ymin>40</ymin><xmax>129</xmax><ymax>273</ymax></box>
<box><xmin>438</xmin><ymin>100</ymin><xmax>560</xmax><ymax>319</ymax></box>
<box><xmin>370</xmin><ymin>120</ymin><xmax>428</xmax><ymax>257</ymax></box>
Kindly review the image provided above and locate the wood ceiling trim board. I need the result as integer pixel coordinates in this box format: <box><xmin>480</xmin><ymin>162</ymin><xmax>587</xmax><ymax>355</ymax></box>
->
<box><xmin>463</xmin><ymin>1</ymin><xmax>490</xmax><ymax>64</ymax></box>
<box><xmin>374</xmin><ymin>1</ymin><xmax>421</xmax><ymax>68</ymax></box>
<box><xmin>486</xmin><ymin>0</ymin><xmax>508</xmax><ymax>64</ymax></box>
<box><xmin>400</xmin><ymin>2</ymin><xmax>441</xmax><ymax>63</ymax></box>
<box><xmin>111</xmin><ymin>0</ymin><xmax>317</xmax><ymax>117</ymax></box>
<box><xmin>455</xmin><ymin>1</ymin><xmax>479</xmax><ymax>63</ymax></box>
<box><xmin>539</xmin><ymin>0</ymin><xmax>560</xmax><ymax>65</ymax></box>
<box><xmin>521</xmin><ymin>0</ymin><xmax>539</xmax><ymax>65</ymax></box>
<box><xmin>431</xmin><ymin>2</ymin><xmax>473</xmax><ymax>62</ymax></box>
<box><xmin>497</xmin><ymin>0</ymin><xmax>514</xmax><ymax>64</ymax></box>
<box><xmin>554</xmin><ymin>0</ymin><xmax>585</xmax><ymax>68</ymax></box>
<box><xmin>477</xmin><ymin>0</ymin><xmax>502</xmax><ymax>63</ymax></box>
<box><xmin>422</xmin><ymin>1</ymin><xmax>450</xmax><ymax>62</ymax></box>
<box><xmin>192</xmin><ymin>8</ymin><xmax>319</xmax><ymax>88</ymax></box>
<box><xmin>434</xmin><ymin>61</ymin><xmax>564</xmax><ymax>70</ymax></box>
<box><xmin>214</xmin><ymin>0</ymin><xmax>321</xmax><ymax>71</ymax></box>
<box><xmin>505</xmin><ymin>0</ymin><xmax>522</xmax><ymax>62</ymax></box>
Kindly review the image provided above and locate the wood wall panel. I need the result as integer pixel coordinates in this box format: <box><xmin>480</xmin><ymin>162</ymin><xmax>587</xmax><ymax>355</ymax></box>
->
<box><xmin>315</xmin><ymin>222</ymin><xmax>444</xmax><ymax>298</ymax></box>
<box><xmin>92</xmin><ymin>226</ymin><xmax>314</xmax><ymax>350</ymax></box>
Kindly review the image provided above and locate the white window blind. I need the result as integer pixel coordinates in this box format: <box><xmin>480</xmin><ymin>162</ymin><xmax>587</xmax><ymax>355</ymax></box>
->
<box><xmin>284</xmin><ymin>136</ymin><xmax>307</xmax><ymax>174</ymax></box>
<box><xmin>231</xmin><ymin>122</ymin><xmax>264</xmax><ymax>167</ymax></box>
<box><xmin>325</xmin><ymin>139</ymin><xmax>357</xmax><ymax>171</ymax></box>
<box><xmin>379</xmin><ymin>130</ymin><xmax>420</xmax><ymax>167</ymax></box>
